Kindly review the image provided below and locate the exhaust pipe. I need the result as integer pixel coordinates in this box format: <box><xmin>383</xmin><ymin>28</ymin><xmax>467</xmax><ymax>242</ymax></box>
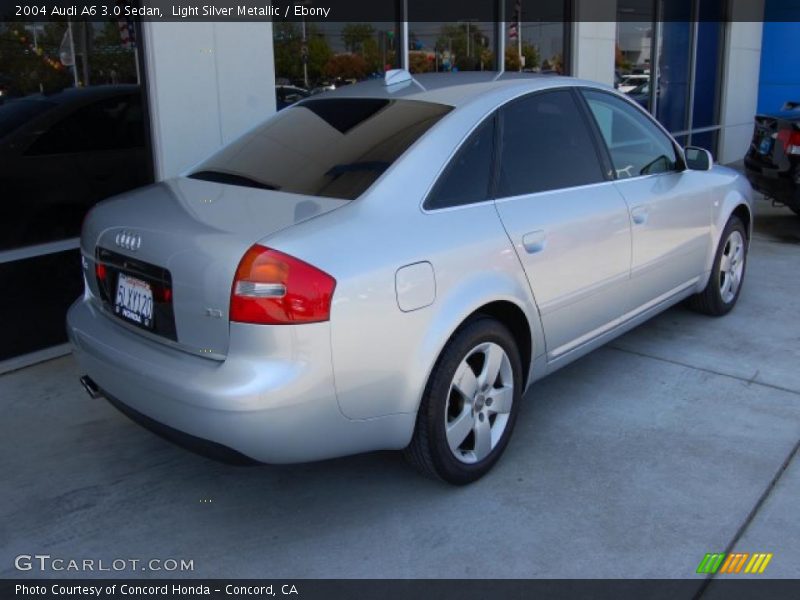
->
<box><xmin>79</xmin><ymin>375</ymin><xmax>102</xmax><ymax>399</ymax></box>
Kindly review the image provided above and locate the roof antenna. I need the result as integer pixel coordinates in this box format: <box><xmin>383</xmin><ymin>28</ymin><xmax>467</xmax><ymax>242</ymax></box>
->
<box><xmin>384</xmin><ymin>68</ymin><xmax>426</xmax><ymax>91</ymax></box>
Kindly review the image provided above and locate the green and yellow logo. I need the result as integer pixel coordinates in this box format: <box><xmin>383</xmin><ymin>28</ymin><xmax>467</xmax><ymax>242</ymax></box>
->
<box><xmin>697</xmin><ymin>552</ymin><xmax>773</xmax><ymax>575</ymax></box>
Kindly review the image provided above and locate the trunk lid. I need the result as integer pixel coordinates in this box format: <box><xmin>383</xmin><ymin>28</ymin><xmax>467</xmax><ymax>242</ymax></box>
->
<box><xmin>81</xmin><ymin>177</ymin><xmax>347</xmax><ymax>358</ymax></box>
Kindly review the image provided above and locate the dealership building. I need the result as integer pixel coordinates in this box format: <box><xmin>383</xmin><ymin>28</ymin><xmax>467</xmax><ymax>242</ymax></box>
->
<box><xmin>1</xmin><ymin>0</ymin><xmax>798</xmax><ymax>371</ymax></box>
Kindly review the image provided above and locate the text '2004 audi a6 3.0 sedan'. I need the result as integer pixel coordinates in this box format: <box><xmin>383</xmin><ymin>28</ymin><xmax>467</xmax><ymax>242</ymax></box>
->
<box><xmin>68</xmin><ymin>71</ymin><xmax>753</xmax><ymax>484</ymax></box>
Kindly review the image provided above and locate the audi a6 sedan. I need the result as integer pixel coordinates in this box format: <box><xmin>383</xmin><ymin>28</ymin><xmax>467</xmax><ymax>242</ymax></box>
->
<box><xmin>67</xmin><ymin>71</ymin><xmax>753</xmax><ymax>484</ymax></box>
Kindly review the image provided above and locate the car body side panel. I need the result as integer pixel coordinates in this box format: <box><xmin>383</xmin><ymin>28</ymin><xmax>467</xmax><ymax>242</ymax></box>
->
<box><xmin>612</xmin><ymin>170</ymin><xmax>714</xmax><ymax>312</ymax></box>
<box><xmin>262</xmin><ymin>198</ymin><xmax>542</xmax><ymax>422</ymax></box>
<box><xmin>494</xmin><ymin>181</ymin><xmax>633</xmax><ymax>361</ymax></box>
<box><xmin>699</xmin><ymin>165</ymin><xmax>754</xmax><ymax>287</ymax></box>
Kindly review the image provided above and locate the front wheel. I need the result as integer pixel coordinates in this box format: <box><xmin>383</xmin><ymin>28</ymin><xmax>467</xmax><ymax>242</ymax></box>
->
<box><xmin>688</xmin><ymin>216</ymin><xmax>748</xmax><ymax>316</ymax></box>
<box><xmin>404</xmin><ymin>317</ymin><xmax>523</xmax><ymax>485</ymax></box>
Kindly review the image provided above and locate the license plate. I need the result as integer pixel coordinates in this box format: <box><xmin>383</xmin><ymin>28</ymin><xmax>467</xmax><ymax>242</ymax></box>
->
<box><xmin>115</xmin><ymin>273</ymin><xmax>154</xmax><ymax>329</ymax></box>
<box><xmin>758</xmin><ymin>136</ymin><xmax>773</xmax><ymax>155</ymax></box>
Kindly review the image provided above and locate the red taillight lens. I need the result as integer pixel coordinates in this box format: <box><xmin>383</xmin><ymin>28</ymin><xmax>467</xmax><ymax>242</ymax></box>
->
<box><xmin>777</xmin><ymin>128</ymin><xmax>800</xmax><ymax>155</ymax></box>
<box><xmin>95</xmin><ymin>263</ymin><xmax>106</xmax><ymax>282</ymax></box>
<box><xmin>230</xmin><ymin>245</ymin><xmax>336</xmax><ymax>324</ymax></box>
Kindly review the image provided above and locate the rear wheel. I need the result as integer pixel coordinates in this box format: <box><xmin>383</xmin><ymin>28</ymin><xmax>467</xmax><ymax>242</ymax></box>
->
<box><xmin>688</xmin><ymin>216</ymin><xmax>748</xmax><ymax>316</ymax></box>
<box><xmin>404</xmin><ymin>317</ymin><xmax>523</xmax><ymax>485</ymax></box>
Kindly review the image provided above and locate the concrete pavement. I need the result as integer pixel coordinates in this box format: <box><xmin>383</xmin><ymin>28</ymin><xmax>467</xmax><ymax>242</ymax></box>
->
<box><xmin>1</xmin><ymin>199</ymin><xmax>798</xmax><ymax>583</ymax></box>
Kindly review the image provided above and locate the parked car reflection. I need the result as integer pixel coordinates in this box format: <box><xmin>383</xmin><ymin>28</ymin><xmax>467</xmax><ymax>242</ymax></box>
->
<box><xmin>275</xmin><ymin>85</ymin><xmax>311</xmax><ymax>110</ymax></box>
<box><xmin>0</xmin><ymin>84</ymin><xmax>149</xmax><ymax>251</ymax></box>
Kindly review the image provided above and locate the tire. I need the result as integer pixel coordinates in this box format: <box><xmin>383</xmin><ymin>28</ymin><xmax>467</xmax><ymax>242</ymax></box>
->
<box><xmin>790</xmin><ymin>205</ymin><xmax>800</xmax><ymax>217</ymax></box>
<box><xmin>688</xmin><ymin>216</ymin><xmax>748</xmax><ymax>316</ymax></box>
<box><xmin>404</xmin><ymin>317</ymin><xmax>523</xmax><ymax>485</ymax></box>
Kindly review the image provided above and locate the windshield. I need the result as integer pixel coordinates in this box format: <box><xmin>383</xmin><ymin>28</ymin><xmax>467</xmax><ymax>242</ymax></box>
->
<box><xmin>190</xmin><ymin>98</ymin><xmax>452</xmax><ymax>200</ymax></box>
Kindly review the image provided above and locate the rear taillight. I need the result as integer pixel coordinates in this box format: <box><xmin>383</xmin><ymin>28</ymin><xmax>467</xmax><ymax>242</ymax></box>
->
<box><xmin>777</xmin><ymin>128</ymin><xmax>800</xmax><ymax>155</ymax></box>
<box><xmin>230</xmin><ymin>245</ymin><xmax>336</xmax><ymax>324</ymax></box>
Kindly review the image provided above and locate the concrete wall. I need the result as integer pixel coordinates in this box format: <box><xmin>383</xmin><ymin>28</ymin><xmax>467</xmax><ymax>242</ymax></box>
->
<box><xmin>142</xmin><ymin>21</ymin><xmax>277</xmax><ymax>180</ymax></box>
<box><xmin>717</xmin><ymin>1</ymin><xmax>765</xmax><ymax>164</ymax></box>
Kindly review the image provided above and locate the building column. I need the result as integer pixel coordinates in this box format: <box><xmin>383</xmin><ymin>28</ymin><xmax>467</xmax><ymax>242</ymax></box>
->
<box><xmin>717</xmin><ymin>0</ymin><xmax>765</xmax><ymax>164</ymax></box>
<box><xmin>570</xmin><ymin>0</ymin><xmax>617</xmax><ymax>85</ymax></box>
<box><xmin>142</xmin><ymin>21</ymin><xmax>277</xmax><ymax>180</ymax></box>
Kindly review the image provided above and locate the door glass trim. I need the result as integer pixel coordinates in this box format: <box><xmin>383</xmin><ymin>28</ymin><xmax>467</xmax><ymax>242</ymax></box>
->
<box><xmin>492</xmin><ymin>178</ymin><xmax>621</xmax><ymax>206</ymax></box>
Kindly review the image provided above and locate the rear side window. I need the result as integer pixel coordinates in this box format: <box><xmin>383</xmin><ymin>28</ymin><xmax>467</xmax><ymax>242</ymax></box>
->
<box><xmin>191</xmin><ymin>98</ymin><xmax>452</xmax><ymax>200</ymax></box>
<box><xmin>496</xmin><ymin>90</ymin><xmax>605</xmax><ymax>197</ymax></box>
<box><xmin>581</xmin><ymin>90</ymin><xmax>678</xmax><ymax>178</ymax></box>
<box><xmin>425</xmin><ymin>115</ymin><xmax>495</xmax><ymax>210</ymax></box>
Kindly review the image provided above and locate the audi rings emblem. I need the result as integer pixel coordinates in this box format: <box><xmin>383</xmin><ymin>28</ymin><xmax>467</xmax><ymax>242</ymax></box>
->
<box><xmin>115</xmin><ymin>230</ymin><xmax>142</xmax><ymax>252</ymax></box>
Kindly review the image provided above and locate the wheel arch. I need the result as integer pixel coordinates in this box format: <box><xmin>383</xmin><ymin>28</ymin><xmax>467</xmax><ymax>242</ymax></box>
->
<box><xmin>468</xmin><ymin>300</ymin><xmax>533</xmax><ymax>389</ymax></box>
<box><xmin>731</xmin><ymin>202</ymin><xmax>753</xmax><ymax>239</ymax></box>
<box><xmin>702</xmin><ymin>184</ymin><xmax>753</xmax><ymax>285</ymax></box>
<box><xmin>412</xmin><ymin>284</ymin><xmax>542</xmax><ymax>423</ymax></box>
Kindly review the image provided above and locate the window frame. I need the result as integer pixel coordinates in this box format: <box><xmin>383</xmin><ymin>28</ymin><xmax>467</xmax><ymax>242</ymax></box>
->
<box><xmin>493</xmin><ymin>87</ymin><xmax>613</xmax><ymax>200</ymax></box>
<box><xmin>423</xmin><ymin>86</ymin><xmax>623</xmax><ymax>212</ymax></box>
<box><xmin>576</xmin><ymin>87</ymin><xmax>688</xmax><ymax>181</ymax></box>
<box><xmin>423</xmin><ymin>112</ymin><xmax>499</xmax><ymax>211</ymax></box>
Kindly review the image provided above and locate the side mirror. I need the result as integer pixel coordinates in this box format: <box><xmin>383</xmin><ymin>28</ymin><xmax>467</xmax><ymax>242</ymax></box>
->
<box><xmin>685</xmin><ymin>146</ymin><xmax>713</xmax><ymax>171</ymax></box>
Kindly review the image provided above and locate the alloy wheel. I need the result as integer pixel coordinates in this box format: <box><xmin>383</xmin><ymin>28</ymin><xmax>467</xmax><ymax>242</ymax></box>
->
<box><xmin>719</xmin><ymin>230</ymin><xmax>745</xmax><ymax>304</ymax></box>
<box><xmin>445</xmin><ymin>342</ymin><xmax>514</xmax><ymax>464</ymax></box>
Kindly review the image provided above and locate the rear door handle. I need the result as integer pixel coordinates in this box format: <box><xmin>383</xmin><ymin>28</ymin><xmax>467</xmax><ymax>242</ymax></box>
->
<box><xmin>631</xmin><ymin>206</ymin><xmax>649</xmax><ymax>225</ymax></box>
<box><xmin>522</xmin><ymin>230</ymin><xmax>546</xmax><ymax>254</ymax></box>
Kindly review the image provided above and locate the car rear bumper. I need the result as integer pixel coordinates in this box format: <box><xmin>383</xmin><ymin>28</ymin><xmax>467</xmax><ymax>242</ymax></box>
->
<box><xmin>744</xmin><ymin>156</ymin><xmax>800</xmax><ymax>206</ymax></box>
<box><xmin>67</xmin><ymin>296</ymin><xmax>413</xmax><ymax>463</ymax></box>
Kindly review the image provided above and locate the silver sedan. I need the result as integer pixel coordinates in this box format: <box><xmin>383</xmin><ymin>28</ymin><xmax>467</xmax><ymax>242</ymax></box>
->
<box><xmin>67</xmin><ymin>72</ymin><xmax>752</xmax><ymax>484</ymax></box>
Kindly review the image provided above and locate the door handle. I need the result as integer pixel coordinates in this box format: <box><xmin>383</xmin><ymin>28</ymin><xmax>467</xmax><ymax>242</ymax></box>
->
<box><xmin>522</xmin><ymin>230</ymin><xmax>546</xmax><ymax>254</ymax></box>
<box><xmin>631</xmin><ymin>206</ymin><xmax>649</xmax><ymax>225</ymax></box>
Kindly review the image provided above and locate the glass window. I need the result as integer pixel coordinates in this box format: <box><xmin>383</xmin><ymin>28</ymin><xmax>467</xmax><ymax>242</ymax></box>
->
<box><xmin>408</xmin><ymin>22</ymin><xmax>496</xmax><ymax>73</ymax></box>
<box><xmin>273</xmin><ymin>21</ymin><xmax>400</xmax><ymax>109</ymax></box>
<box><xmin>688</xmin><ymin>130</ymin><xmax>718</xmax><ymax>155</ymax></box>
<box><xmin>0</xmin><ymin>249</ymin><xmax>83</xmax><ymax>361</ymax></box>
<box><xmin>0</xmin><ymin>20</ymin><xmax>152</xmax><ymax>362</ymax></box>
<box><xmin>656</xmin><ymin>18</ymin><xmax>692</xmax><ymax>133</ymax></box>
<box><xmin>582</xmin><ymin>90</ymin><xmax>678</xmax><ymax>178</ymax></box>
<box><xmin>26</xmin><ymin>92</ymin><xmax>143</xmax><ymax>155</ymax></box>
<box><xmin>614</xmin><ymin>1</ymin><xmax>655</xmax><ymax>109</ymax></box>
<box><xmin>0</xmin><ymin>21</ymin><xmax>151</xmax><ymax>252</ymax></box>
<box><xmin>0</xmin><ymin>98</ymin><xmax>57</xmax><ymax>138</ymax></box>
<box><xmin>192</xmin><ymin>98</ymin><xmax>452</xmax><ymax>200</ymax></box>
<box><xmin>496</xmin><ymin>90</ymin><xmax>605</xmax><ymax>197</ymax></box>
<box><xmin>505</xmin><ymin>1</ymin><xmax>569</xmax><ymax>74</ymax></box>
<box><xmin>426</xmin><ymin>116</ymin><xmax>495</xmax><ymax>210</ymax></box>
<box><xmin>691</xmin><ymin>2</ymin><xmax>725</xmax><ymax>130</ymax></box>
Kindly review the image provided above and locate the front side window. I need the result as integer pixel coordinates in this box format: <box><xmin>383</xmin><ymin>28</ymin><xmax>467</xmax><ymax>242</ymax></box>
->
<box><xmin>192</xmin><ymin>98</ymin><xmax>451</xmax><ymax>200</ymax></box>
<box><xmin>425</xmin><ymin>115</ymin><xmax>495</xmax><ymax>210</ymax></box>
<box><xmin>582</xmin><ymin>90</ymin><xmax>678</xmax><ymax>179</ymax></box>
<box><xmin>495</xmin><ymin>89</ymin><xmax>605</xmax><ymax>197</ymax></box>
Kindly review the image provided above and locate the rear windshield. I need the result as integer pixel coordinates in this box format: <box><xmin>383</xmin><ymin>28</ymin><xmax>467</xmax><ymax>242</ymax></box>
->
<box><xmin>190</xmin><ymin>98</ymin><xmax>452</xmax><ymax>200</ymax></box>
